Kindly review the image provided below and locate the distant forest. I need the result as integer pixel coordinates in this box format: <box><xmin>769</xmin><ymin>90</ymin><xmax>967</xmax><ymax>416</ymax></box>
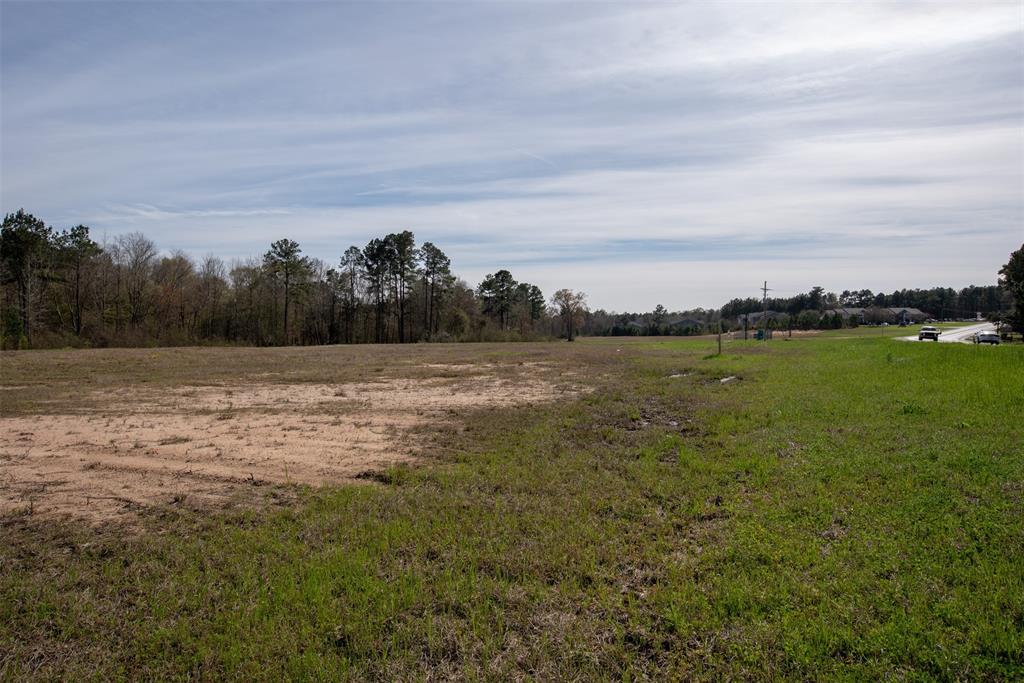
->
<box><xmin>583</xmin><ymin>284</ymin><xmax>1010</xmax><ymax>337</ymax></box>
<box><xmin>1</xmin><ymin>209</ymin><xmax>1017</xmax><ymax>348</ymax></box>
<box><xmin>0</xmin><ymin>210</ymin><xmax>578</xmax><ymax>349</ymax></box>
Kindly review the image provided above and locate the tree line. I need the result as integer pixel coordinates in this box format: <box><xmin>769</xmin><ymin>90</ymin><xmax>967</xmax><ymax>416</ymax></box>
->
<box><xmin>719</xmin><ymin>285</ymin><xmax>1009</xmax><ymax>322</ymax></box>
<box><xmin>4</xmin><ymin>208</ymin><xmax>1018</xmax><ymax>348</ymax></box>
<box><xmin>0</xmin><ymin>209</ymin><xmax>588</xmax><ymax>349</ymax></box>
<box><xmin>582</xmin><ymin>273</ymin><xmax>1019</xmax><ymax>337</ymax></box>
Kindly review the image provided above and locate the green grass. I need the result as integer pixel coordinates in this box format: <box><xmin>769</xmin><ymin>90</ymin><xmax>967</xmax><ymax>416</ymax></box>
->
<box><xmin>2</xmin><ymin>335</ymin><xmax>1022</xmax><ymax>680</ymax></box>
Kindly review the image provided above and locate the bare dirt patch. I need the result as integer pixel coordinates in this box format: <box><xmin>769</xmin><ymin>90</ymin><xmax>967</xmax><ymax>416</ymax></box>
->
<box><xmin>1</xmin><ymin>366</ymin><xmax>580</xmax><ymax>522</ymax></box>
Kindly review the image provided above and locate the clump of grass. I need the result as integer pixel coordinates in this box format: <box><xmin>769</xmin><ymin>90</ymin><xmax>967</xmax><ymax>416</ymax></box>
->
<box><xmin>899</xmin><ymin>400</ymin><xmax>927</xmax><ymax>415</ymax></box>
<box><xmin>157</xmin><ymin>436</ymin><xmax>191</xmax><ymax>446</ymax></box>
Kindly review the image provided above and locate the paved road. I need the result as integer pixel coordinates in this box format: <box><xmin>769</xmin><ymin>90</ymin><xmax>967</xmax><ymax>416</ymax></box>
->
<box><xmin>900</xmin><ymin>322</ymin><xmax>996</xmax><ymax>344</ymax></box>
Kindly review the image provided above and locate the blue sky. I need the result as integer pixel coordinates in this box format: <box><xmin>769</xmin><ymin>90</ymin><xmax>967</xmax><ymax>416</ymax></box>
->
<box><xmin>2</xmin><ymin>1</ymin><xmax>1022</xmax><ymax>311</ymax></box>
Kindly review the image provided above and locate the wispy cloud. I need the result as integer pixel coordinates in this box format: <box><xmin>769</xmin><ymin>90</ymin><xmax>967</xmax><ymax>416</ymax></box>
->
<box><xmin>2</xmin><ymin>1</ymin><xmax>1021</xmax><ymax>310</ymax></box>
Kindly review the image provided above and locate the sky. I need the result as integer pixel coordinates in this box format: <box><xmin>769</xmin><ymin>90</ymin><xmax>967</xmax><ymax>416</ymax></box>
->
<box><xmin>2</xmin><ymin>1</ymin><xmax>1022</xmax><ymax>312</ymax></box>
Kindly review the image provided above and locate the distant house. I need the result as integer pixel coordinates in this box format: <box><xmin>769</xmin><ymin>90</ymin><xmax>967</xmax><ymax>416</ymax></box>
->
<box><xmin>666</xmin><ymin>317</ymin><xmax>705</xmax><ymax>333</ymax></box>
<box><xmin>887</xmin><ymin>307</ymin><xmax>927</xmax><ymax>324</ymax></box>
<box><xmin>625</xmin><ymin>320</ymin><xmax>646</xmax><ymax>334</ymax></box>
<box><xmin>824</xmin><ymin>307</ymin><xmax>928</xmax><ymax>324</ymax></box>
<box><xmin>738</xmin><ymin>310</ymin><xmax>782</xmax><ymax>326</ymax></box>
<box><xmin>829</xmin><ymin>307</ymin><xmax>865</xmax><ymax>320</ymax></box>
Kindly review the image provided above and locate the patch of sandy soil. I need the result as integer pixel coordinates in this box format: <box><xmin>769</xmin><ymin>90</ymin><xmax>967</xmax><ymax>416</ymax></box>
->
<box><xmin>0</xmin><ymin>369</ymin><xmax>579</xmax><ymax>523</ymax></box>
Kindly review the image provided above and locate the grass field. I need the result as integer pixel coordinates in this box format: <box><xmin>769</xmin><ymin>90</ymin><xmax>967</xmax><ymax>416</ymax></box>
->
<box><xmin>1</xmin><ymin>333</ymin><xmax>1022</xmax><ymax>680</ymax></box>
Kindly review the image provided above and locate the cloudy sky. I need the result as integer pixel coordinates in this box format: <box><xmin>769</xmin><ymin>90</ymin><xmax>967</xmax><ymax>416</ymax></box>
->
<box><xmin>2</xmin><ymin>1</ymin><xmax>1022</xmax><ymax>311</ymax></box>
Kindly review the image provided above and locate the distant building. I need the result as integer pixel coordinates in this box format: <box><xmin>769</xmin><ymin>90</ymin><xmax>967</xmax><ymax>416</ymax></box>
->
<box><xmin>738</xmin><ymin>310</ymin><xmax>782</xmax><ymax>326</ymax></box>
<box><xmin>824</xmin><ymin>307</ymin><xmax>928</xmax><ymax>324</ymax></box>
<box><xmin>624</xmin><ymin>318</ymin><xmax>705</xmax><ymax>335</ymax></box>
<box><xmin>829</xmin><ymin>307</ymin><xmax>865</xmax><ymax>320</ymax></box>
<box><xmin>887</xmin><ymin>307</ymin><xmax>927</xmax><ymax>324</ymax></box>
<box><xmin>665</xmin><ymin>317</ymin><xmax>705</xmax><ymax>333</ymax></box>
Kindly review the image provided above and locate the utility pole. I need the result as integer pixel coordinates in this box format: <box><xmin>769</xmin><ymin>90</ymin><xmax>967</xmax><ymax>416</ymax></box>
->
<box><xmin>761</xmin><ymin>280</ymin><xmax>772</xmax><ymax>341</ymax></box>
<box><xmin>717</xmin><ymin>319</ymin><xmax>722</xmax><ymax>355</ymax></box>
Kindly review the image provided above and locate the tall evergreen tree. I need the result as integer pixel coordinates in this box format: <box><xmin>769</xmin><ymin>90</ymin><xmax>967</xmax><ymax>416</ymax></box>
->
<box><xmin>340</xmin><ymin>246</ymin><xmax>363</xmax><ymax>344</ymax></box>
<box><xmin>477</xmin><ymin>269</ymin><xmax>518</xmax><ymax>330</ymax></box>
<box><xmin>54</xmin><ymin>225</ymin><xmax>102</xmax><ymax>336</ymax></box>
<box><xmin>999</xmin><ymin>243</ymin><xmax>1024</xmax><ymax>332</ymax></box>
<box><xmin>1</xmin><ymin>210</ymin><xmax>54</xmax><ymax>345</ymax></box>
<box><xmin>420</xmin><ymin>242</ymin><xmax>452</xmax><ymax>337</ymax></box>
<box><xmin>263</xmin><ymin>238</ymin><xmax>311</xmax><ymax>345</ymax></box>
<box><xmin>362</xmin><ymin>238</ymin><xmax>392</xmax><ymax>343</ymax></box>
<box><xmin>386</xmin><ymin>231</ymin><xmax>418</xmax><ymax>343</ymax></box>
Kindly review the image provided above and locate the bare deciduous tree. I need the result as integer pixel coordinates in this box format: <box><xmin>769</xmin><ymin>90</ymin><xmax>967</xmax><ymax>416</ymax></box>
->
<box><xmin>550</xmin><ymin>288</ymin><xmax>588</xmax><ymax>341</ymax></box>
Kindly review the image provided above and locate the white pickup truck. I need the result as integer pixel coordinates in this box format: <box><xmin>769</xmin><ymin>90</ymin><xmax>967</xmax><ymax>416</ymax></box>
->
<box><xmin>918</xmin><ymin>325</ymin><xmax>940</xmax><ymax>341</ymax></box>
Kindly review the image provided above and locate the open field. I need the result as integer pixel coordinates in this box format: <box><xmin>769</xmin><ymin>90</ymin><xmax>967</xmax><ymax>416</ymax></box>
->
<box><xmin>0</xmin><ymin>345</ymin><xmax>591</xmax><ymax>522</ymax></box>
<box><xmin>2</xmin><ymin>335</ymin><xmax>1022</xmax><ymax>679</ymax></box>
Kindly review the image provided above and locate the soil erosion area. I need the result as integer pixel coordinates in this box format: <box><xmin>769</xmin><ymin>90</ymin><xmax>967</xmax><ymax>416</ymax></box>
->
<box><xmin>1</xmin><ymin>350</ymin><xmax>586</xmax><ymax>522</ymax></box>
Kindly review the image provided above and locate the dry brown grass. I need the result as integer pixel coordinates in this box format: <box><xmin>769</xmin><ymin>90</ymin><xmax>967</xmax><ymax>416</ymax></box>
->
<box><xmin>1</xmin><ymin>342</ymin><xmax>600</xmax><ymax>522</ymax></box>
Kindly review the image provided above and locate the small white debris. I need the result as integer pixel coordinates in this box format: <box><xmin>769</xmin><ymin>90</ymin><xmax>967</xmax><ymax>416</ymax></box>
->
<box><xmin>720</xmin><ymin>376</ymin><xmax>738</xmax><ymax>384</ymax></box>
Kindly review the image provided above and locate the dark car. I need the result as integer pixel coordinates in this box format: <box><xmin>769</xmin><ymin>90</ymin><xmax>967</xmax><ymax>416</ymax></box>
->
<box><xmin>973</xmin><ymin>331</ymin><xmax>1000</xmax><ymax>345</ymax></box>
<box><xmin>918</xmin><ymin>326</ymin><xmax>940</xmax><ymax>341</ymax></box>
